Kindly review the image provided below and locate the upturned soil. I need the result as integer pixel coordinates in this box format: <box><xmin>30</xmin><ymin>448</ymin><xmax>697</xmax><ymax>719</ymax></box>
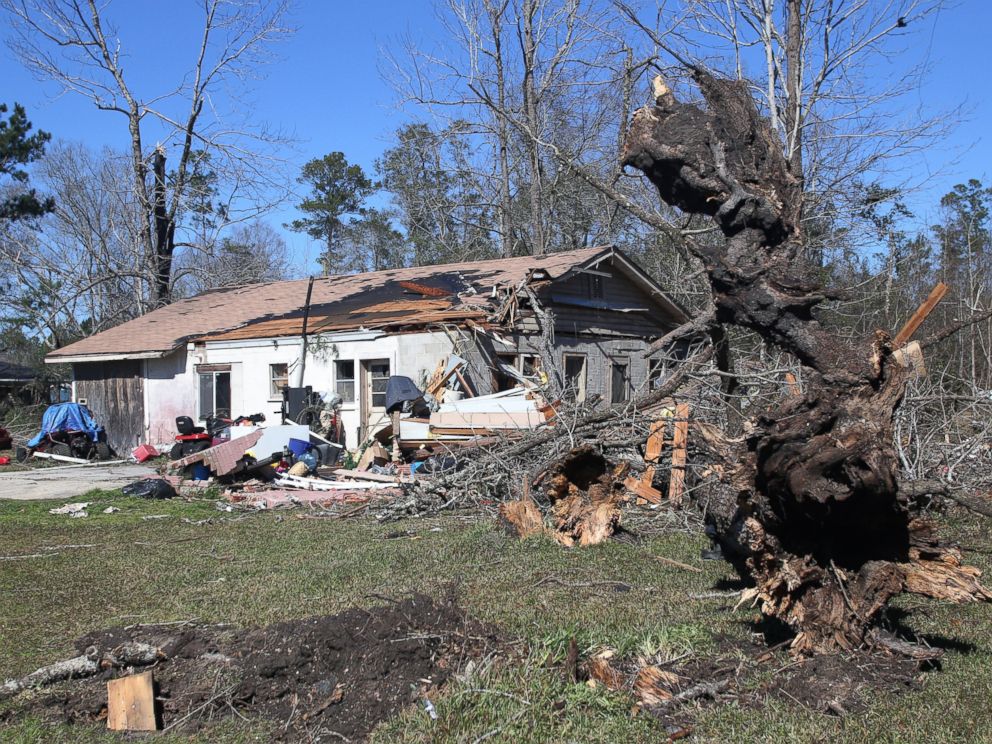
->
<box><xmin>25</xmin><ymin>593</ymin><xmax>500</xmax><ymax>740</ymax></box>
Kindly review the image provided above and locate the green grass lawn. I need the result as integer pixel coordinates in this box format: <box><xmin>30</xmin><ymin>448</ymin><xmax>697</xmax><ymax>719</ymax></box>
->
<box><xmin>1</xmin><ymin>491</ymin><xmax>991</xmax><ymax>742</ymax></box>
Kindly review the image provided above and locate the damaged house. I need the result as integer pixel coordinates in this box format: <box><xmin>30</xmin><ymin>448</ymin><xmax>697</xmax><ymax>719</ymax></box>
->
<box><xmin>45</xmin><ymin>246</ymin><xmax>689</xmax><ymax>454</ymax></box>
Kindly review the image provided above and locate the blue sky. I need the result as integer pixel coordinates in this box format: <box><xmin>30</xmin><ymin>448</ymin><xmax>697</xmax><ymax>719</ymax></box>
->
<box><xmin>1</xmin><ymin>0</ymin><xmax>989</xmax><ymax>271</ymax></box>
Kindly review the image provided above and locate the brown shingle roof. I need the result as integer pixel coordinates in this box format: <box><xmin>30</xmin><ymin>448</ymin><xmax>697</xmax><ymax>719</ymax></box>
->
<box><xmin>48</xmin><ymin>247</ymin><xmax>610</xmax><ymax>360</ymax></box>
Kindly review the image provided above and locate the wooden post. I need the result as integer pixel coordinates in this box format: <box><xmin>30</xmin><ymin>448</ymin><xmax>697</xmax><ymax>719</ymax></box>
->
<box><xmin>107</xmin><ymin>671</ymin><xmax>157</xmax><ymax>731</ymax></box>
<box><xmin>668</xmin><ymin>404</ymin><xmax>690</xmax><ymax>508</ymax></box>
<box><xmin>894</xmin><ymin>283</ymin><xmax>948</xmax><ymax>348</ymax></box>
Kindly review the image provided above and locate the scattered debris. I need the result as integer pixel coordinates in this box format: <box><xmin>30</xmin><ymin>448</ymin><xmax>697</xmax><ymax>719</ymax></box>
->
<box><xmin>48</xmin><ymin>502</ymin><xmax>90</xmax><ymax>518</ymax></box>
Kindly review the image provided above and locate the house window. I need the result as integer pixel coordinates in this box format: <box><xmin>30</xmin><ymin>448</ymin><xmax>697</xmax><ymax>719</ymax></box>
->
<box><xmin>610</xmin><ymin>360</ymin><xmax>630</xmax><ymax>404</ymax></box>
<box><xmin>494</xmin><ymin>353</ymin><xmax>520</xmax><ymax>392</ymax></box>
<box><xmin>269</xmin><ymin>363</ymin><xmax>289</xmax><ymax>398</ymax></box>
<box><xmin>335</xmin><ymin>360</ymin><xmax>355</xmax><ymax>403</ymax></box>
<box><xmin>198</xmin><ymin>371</ymin><xmax>231</xmax><ymax>419</ymax></box>
<box><xmin>648</xmin><ymin>358</ymin><xmax>665</xmax><ymax>389</ymax></box>
<box><xmin>366</xmin><ymin>359</ymin><xmax>391</xmax><ymax>408</ymax></box>
<box><xmin>585</xmin><ymin>274</ymin><xmax>604</xmax><ymax>299</ymax></box>
<box><xmin>563</xmin><ymin>354</ymin><xmax>587</xmax><ymax>402</ymax></box>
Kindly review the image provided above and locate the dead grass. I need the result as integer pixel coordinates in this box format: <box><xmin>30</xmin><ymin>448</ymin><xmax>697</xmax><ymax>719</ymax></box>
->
<box><xmin>1</xmin><ymin>492</ymin><xmax>991</xmax><ymax>742</ymax></box>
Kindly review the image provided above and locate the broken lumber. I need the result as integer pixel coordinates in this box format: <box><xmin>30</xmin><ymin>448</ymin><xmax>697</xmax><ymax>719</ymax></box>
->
<box><xmin>894</xmin><ymin>282</ymin><xmax>948</xmax><ymax>347</ymax></box>
<box><xmin>625</xmin><ymin>418</ymin><xmax>665</xmax><ymax>503</ymax></box>
<box><xmin>667</xmin><ymin>404</ymin><xmax>689</xmax><ymax>507</ymax></box>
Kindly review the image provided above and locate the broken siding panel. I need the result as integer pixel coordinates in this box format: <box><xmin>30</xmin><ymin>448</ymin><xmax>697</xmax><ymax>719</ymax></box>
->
<box><xmin>73</xmin><ymin>361</ymin><xmax>145</xmax><ymax>454</ymax></box>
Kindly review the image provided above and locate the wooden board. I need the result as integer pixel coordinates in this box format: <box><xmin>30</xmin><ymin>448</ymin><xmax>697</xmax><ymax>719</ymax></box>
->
<box><xmin>668</xmin><ymin>404</ymin><xmax>690</xmax><ymax>508</ymax></box>
<box><xmin>107</xmin><ymin>671</ymin><xmax>157</xmax><ymax>731</ymax></box>
<box><xmin>894</xmin><ymin>282</ymin><xmax>948</xmax><ymax>347</ymax></box>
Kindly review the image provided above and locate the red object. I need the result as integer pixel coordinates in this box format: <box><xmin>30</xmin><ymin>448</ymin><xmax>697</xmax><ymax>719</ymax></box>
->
<box><xmin>0</xmin><ymin>456</ymin><xmax>10</xmax><ymax>465</ymax></box>
<box><xmin>132</xmin><ymin>444</ymin><xmax>159</xmax><ymax>462</ymax></box>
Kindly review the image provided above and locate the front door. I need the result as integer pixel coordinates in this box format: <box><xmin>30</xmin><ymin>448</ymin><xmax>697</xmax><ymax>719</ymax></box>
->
<box><xmin>360</xmin><ymin>358</ymin><xmax>391</xmax><ymax>440</ymax></box>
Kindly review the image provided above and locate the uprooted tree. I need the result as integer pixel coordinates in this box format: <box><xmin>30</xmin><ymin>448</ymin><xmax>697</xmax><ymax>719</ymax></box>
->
<box><xmin>621</xmin><ymin>72</ymin><xmax>991</xmax><ymax>655</ymax></box>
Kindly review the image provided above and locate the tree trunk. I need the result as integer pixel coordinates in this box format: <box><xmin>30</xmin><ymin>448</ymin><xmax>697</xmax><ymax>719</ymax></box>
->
<box><xmin>521</xmin><ymin>0</ymin><xmax>546</xmax><ymax>255</ymax></box>
<box><xmin>622</xmin><ymin>70</ymin><xmax>990</xmax><ymax>654</ymax></box>
<box><xmin>487</xmin><ymin>1</ymin><xmax>516</xmax><ymax>259</ymax></box>
<box><xmin>151</xmin><ymin>146</ymin><xmax>176</xmax><ymax>306</ymax></box>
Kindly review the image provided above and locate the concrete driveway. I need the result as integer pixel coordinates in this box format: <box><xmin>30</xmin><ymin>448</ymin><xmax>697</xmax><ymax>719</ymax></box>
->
<box><xmin>0</xmin><ymin>463</ymin><xmax>158</xmax><ymax>500</ymax></box>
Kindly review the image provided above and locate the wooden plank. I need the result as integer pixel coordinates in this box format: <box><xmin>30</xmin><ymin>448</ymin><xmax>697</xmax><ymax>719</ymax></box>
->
<box><xmin>668</xmin><ymin>404</ymin><xmax>690</xmax><ymax>508</ymax></box>
<box><xmin>625</xmin><ymin>475</ymin><xmax>663</xmax><ymax>504</ymax></box>
<box><xmin>894</xmin><ymin>283</ymin><xmax>948</xmax><ymax>347</ymax></box>
<box><xmin>107</xmin><ymin>671</ymin><xmax>157</xmax><ymax>731</ymax></box>
<box><xmin>453</xmin><ymin>368</ymin><xmax>476</xmax><ymax>397</ymax></box>
<box><xmin>332</xmin><ymin>468</ymin><xmax>408</xmax><ymax>484</ymax></box>
<box><xmin>784</xmin><ymin>372</ymin><xmax>802</xmax><ymax>397</ymax></box>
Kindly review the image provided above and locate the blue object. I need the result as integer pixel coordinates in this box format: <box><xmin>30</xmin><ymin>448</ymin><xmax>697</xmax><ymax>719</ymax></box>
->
<box><xmin>192</xmin><ymin>463</ymin><xmax>211</xmax><ymax>481</ymax></box>
<box><xmin>410</xmin><ymin>461</ymin><xmax>424</xmax><ymax>475</ymax></box>
<box><xmin>27</xmin><ymin>403</ymin><xmax>103</xmax><ymax>448</ymax></box>
<box><xmin>288</xmin><ymin>438</ymin><xmax>312</xmax><ymax>456</ymax></box>
<box><xmin>298</xmin><ymin>450</ymin><xmax>319</xmax><ymax>473</ymax></box>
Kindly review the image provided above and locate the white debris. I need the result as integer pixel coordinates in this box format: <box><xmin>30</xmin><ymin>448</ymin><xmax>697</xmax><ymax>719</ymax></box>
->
<box><xmin>48</xmin><ymin>502</ymin><xmax>90</xmax><ymax>518</ymax></box>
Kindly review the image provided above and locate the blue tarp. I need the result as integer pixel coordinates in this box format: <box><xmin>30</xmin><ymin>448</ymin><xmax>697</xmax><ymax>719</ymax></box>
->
<box><xmin>27</xmin><ymin>403</ymin><xmax>103</xmax><ymax>448</ymax></box>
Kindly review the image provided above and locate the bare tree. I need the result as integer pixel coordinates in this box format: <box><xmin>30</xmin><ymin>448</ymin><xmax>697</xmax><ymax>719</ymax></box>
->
<box><xmin>1</xmin><ymin>143</ymin><xmax>148</xmax><ymax>346</ymax></box>
<box><xmin>2</xmin><ymin>0</ymin><xmax>293</xmax><ymax>307</ymax></box>
<box><xmin>386</xmin><ymin>0</ymin><xmax>675</xmax><ymax>258</ymax></box>
<box><xmin>178</xmin><ymin>220</ymin><xmax>291</xmax><ymax>293</ymax></box>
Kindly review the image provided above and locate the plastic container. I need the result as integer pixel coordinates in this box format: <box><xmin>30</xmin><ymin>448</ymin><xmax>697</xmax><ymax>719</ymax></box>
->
<box><xmin>132</xmin><ymin>444</ymin><xmax>158</xmax><ymax>462</ymax></box>
<box><xmin>192</xmin><ymin>463</ymin><xmax>211</xmax><ymax>481</ymax></box>
<box><xmin>287</xmin><ymin>438</ymin><xmax>312</xmax><ymax>456</ymax></box>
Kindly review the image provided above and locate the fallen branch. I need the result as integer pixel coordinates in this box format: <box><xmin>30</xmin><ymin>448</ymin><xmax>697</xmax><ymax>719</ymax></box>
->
<box><xmin>0</xmin><ymin>641</ymin><xmax>166</xmax><ymax>701</ymax></box>
<box><xmin>654</xmin><ymin>555</ymin><xmax>703</xmax><ymax>573</ymax></box>
<box><xmin>645</xmin><ymin>678</ymin><xmax>730</xmax><ymax>715</ymax></box>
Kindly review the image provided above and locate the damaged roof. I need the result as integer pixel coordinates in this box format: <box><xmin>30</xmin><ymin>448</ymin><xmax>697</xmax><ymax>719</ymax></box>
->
<box><xmin>47</xmin><ymin>246</ymin><xmax>687</xmax><ymax>362</ymax></box>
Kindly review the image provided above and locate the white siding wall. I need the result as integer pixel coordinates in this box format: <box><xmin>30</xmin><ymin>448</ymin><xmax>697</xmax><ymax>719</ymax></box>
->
<box><xmin>141</xmin><ymin>331</ymin><xmax>455</xmax><ymax>447</ymax></box>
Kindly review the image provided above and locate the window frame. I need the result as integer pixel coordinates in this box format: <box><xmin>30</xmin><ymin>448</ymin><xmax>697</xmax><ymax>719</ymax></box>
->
<box><xmin>648</xmin><ymin>358</ymin><xmax>666</xmax><ymax>390</ymax></box>
<box><xmin>610</xmin><ymin>358</ymin><xmax>630</xmax><ymax>405</ymax></box>
<box><xmin>269</xmin><ymin>362</ymin><xmax>289</xmax><ymax>400</ymax></box>
<box><xmin>562</xmin><ymin>353</ymin><xmax>587</xmax><ymax>402</ymax></box>
<box><xmin>334</xmin><ymin>359</ymin><xmax>356</xmax><ymax>404</ymax></box>
<box><xmin>197</xmin><ymin>370</ymin><xmax>231</xmax><ymax>420</ymax></box>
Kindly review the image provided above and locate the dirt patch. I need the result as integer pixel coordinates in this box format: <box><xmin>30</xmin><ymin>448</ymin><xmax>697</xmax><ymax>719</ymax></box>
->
<box><xmin>21</xmin><ymin>594</ymin><xmax>500</xmax><ymax>740</ymax></box>
<box><xmin>773</xmin><ymin>652</ymin><xmax>925</xmax><ymax>714</ymax></box>
<box><xmin>572</xmin><ymin>633</ymin><xmax>930</xmax><ymax>736</ymax></box>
